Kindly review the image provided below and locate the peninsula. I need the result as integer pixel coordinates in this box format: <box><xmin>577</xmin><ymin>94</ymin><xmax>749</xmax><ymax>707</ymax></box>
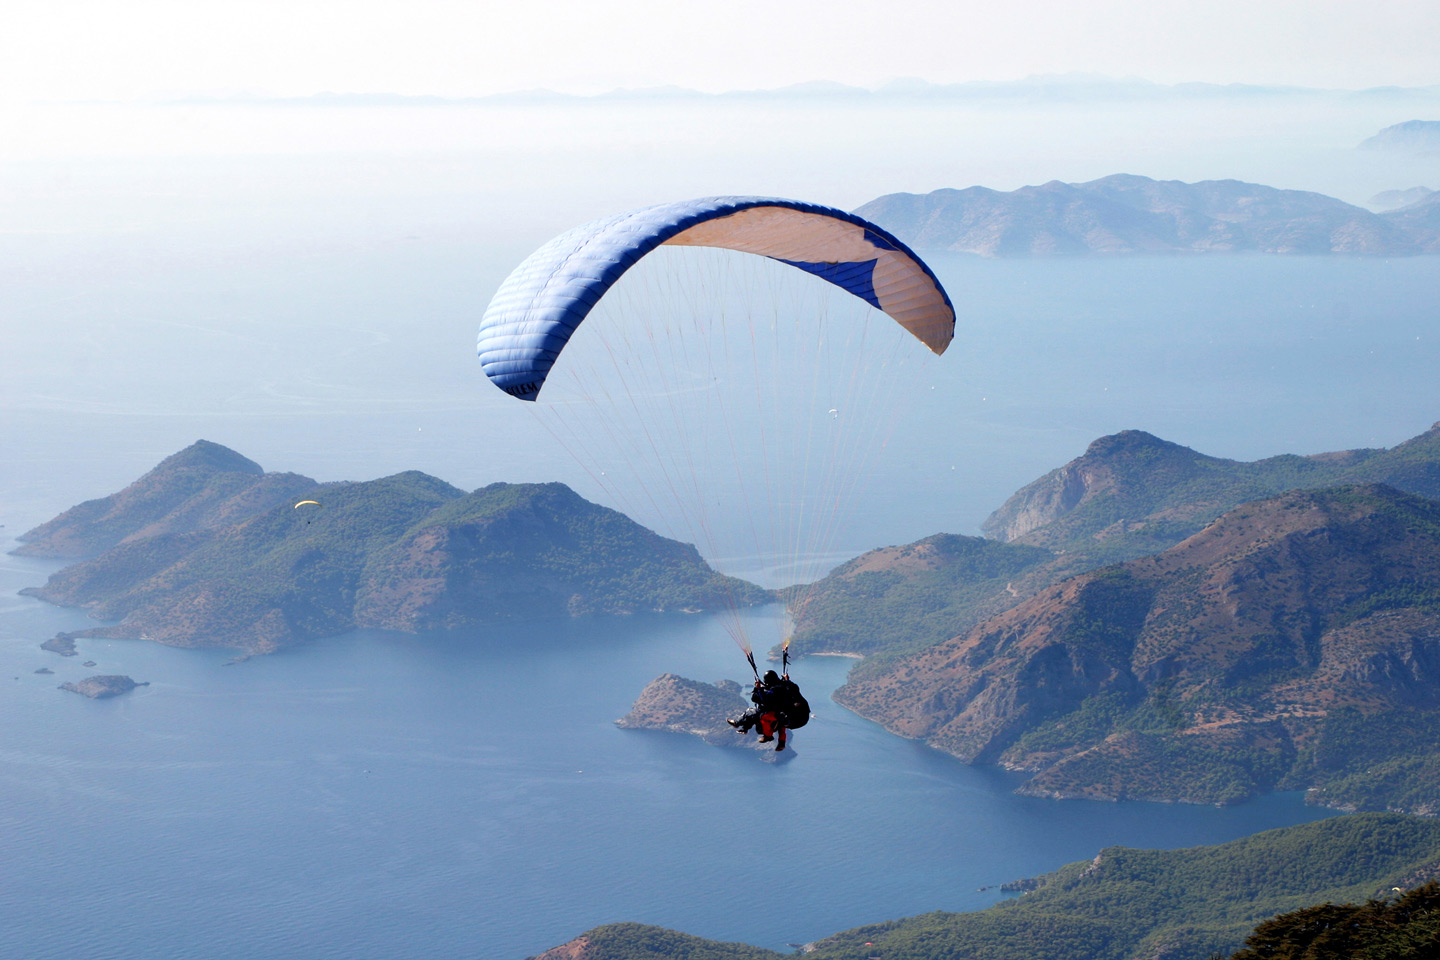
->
<box><xmin>791</xmin><ymin>422</ymin><xmax>1440</xmax><ymax>814</ymax></box>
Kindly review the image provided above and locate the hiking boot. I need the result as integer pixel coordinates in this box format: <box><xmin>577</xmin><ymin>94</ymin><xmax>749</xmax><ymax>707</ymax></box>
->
<box><xmin>726</xmin><ymin>718</ymin><xmax>741</xmax><ymax>728</ymax></box>
<box><xmin>757</xmin><ymin>735</ymin><xmax>774</xmax><ymax>743</ymax></box>
<box><xmin>776</xmin><ymin>742</ymin><xmax>786</xmax><ymax>752</ymax></box>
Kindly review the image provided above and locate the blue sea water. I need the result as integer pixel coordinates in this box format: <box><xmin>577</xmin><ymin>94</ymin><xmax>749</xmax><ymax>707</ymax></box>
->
<box><xmin>1</xmin><ymin>540</ymin><xmax>1338</xmax><ymax>960</ymax></box>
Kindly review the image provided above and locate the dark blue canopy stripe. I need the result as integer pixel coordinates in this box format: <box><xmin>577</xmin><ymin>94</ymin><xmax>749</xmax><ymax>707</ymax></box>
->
<box><xmin>773</xmin><ymin>258</ymin><xmax>881</xmax><ymax>310</ymax></box>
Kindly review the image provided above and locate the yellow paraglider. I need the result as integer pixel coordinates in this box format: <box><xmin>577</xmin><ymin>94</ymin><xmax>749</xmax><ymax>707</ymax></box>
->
<box><xmin>294</xmin><ymin>500</ymin><xmax>321</xmax><ymax>524</ymax></box>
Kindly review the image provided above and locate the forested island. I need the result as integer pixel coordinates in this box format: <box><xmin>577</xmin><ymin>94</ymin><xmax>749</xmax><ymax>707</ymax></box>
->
<box><xmin>15</xmin><ymin>441</ymin><xmax>768</xmax><ymax>654</ymax></box>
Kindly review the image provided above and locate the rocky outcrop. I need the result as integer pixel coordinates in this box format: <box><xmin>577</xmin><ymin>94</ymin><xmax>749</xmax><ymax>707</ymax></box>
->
<box><xmin>856</xmin><ymin>174</ymin><xmax>1439</xmax><ymax>256</ymax></box>
<box><xmin>526</xmin><ymin>936</ymin><xmax>593</xmax><ymax>960</ymax></box>
<box><xmin>59</xmin><ymin>675</ymin><xmax>147</xmax><ymax>699</ymax></box>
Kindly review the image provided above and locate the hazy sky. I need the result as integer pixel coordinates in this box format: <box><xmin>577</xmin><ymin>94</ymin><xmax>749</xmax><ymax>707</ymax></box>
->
<box><xmin>5</xmin><ymin>0</ymin><xmax>1438</xmax><ymax>102</ymax></box>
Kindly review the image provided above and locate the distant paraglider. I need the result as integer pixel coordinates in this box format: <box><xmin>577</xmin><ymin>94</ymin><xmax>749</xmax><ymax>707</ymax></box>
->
<box><xmin>294</xmin><ymin>500</ymin><xmax>321</xmax><ymax>524</ymax></box>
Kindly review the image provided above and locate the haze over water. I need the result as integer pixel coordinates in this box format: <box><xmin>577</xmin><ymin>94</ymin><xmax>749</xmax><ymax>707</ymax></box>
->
<box><xmin>3</xmin><ymin>89</ymin><xmax>1439</xmax><ymax>957</ymax></box>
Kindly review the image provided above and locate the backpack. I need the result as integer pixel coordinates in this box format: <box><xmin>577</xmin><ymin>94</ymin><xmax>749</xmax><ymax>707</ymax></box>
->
<box><xmin>778</xmin><ymin>680</ymin><xmax>810</xmax><ymax>729</ymax></box>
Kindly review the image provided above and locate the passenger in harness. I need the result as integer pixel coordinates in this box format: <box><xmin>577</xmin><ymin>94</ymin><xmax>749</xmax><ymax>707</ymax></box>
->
<box><xmin>729</xmin><ymin>670</ymin><xmax>808</xmax><ymax>752</ymax></box>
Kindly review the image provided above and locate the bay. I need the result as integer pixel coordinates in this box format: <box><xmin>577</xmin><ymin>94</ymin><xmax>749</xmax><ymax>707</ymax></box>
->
<box><xmin>1</xmin><ymin>540</ymin><xmax>1336</xmax><ymax>960</ymax></box>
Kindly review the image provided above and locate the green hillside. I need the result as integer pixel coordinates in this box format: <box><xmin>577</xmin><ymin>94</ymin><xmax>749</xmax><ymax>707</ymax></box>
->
<box><xmin>1223</xmin><ymin>881</ymin><xmax>1440</xmax><ymax>959</ymax></box>
<box><xmin>787</xmin><ymin>534</ymin><xmax>1053</xmax><ymax>660</ymax></box>
<box><xmin>534</xmin><ymin>815</ymin><xmax>1440</xmax><ymax>960</ymax></box>
<box><xmin>24</xmin><ymin>449</ymin><xmax>767</xmax><ymax>652</ymax></box>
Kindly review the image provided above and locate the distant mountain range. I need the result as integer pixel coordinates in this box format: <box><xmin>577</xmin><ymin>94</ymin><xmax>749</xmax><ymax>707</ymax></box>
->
<box><xmin>16</xmin><ymin>441</ymin><xmax>766</xmax><ymax>653</ymax></box>
<box><xmin>156</xmin><ymin>76</ymin><xmax>1440</xmax><ymax>107</ymax></box>
<box><xmin>792</xmin><ymin>422</ymin><xmax>1440</xmax><ymax>813</ymax></box>
<box><xmin>531</xmin><ymin>814</ymin><xmax>1440</xmax><ymax>960</ymax></box>
<box><xmin>1371</xmin><ymin>186</ymin><xmax>1435</xmax><ymax>210</ymax></box>
<box><xmin>855</xmin><ymin>174</ymin><xmax>1440</xmax><ymax>256</ymax></box>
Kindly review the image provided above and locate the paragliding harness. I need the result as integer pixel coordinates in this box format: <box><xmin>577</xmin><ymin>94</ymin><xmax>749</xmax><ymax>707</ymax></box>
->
<box><xmin>740</xmin><ymin>649</ymin><xmax>810</xmax><ymax>732</ymax></box>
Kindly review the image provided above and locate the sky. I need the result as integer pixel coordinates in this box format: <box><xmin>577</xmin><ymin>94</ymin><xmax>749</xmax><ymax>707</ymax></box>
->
<box><xmin>4</xmin><ymin>0</ymin><xmax>1439</xmax><ymax>103</ymax></box>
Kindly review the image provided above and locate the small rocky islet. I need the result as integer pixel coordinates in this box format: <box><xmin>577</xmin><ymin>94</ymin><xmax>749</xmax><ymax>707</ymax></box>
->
<box><xmin>58</xmin><ymin>675</ymin><xmax>148</xmax><ymax>699</ymax></box>
<box><xmin>616</xmin><ymin>673</ymin><xmax>794</xmax><ymax>761</ymax></box>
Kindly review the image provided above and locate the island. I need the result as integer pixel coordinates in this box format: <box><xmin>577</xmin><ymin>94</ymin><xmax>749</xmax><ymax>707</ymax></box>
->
<box><xmin>40</xmin><ymin>635</ymin><xmax>77</xmax><ymax>656</ymax></box>
<box><xmin>15</xmin><ymin>442</ymin><xmax>770</xmax><ymax>655</ymax></box>
<box><xmin>58</xmin><ymin>675</ymin><xmax>148</xmax><ymax>699</ymax></box>
<box><xmin>616</xmin><ymin>674</ymin><xmax>790</xmax><ymax>760</ymax></box>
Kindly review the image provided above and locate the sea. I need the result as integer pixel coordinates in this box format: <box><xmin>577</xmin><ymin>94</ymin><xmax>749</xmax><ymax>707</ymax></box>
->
<box><xmin>2</xmin><ymin>92</ymin><xmax>1438</xmax><ymax>958</ymax></box>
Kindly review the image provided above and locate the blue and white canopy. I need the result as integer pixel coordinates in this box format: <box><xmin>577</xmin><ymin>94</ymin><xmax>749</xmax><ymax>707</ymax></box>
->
<box><xmin>477</xmin><ymin>196</ymin><xmax>955</xmax><ymax>400</ymax></box>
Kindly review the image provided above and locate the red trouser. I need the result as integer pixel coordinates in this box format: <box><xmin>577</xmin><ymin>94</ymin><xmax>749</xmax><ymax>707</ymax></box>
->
<box><xmin>758</xmin><ymin>711</ymin><xmax>787</xmax><ymax>747</ymax></box>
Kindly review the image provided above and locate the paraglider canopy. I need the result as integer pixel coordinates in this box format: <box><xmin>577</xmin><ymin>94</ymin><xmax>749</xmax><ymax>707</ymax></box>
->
<box><xmin>474</xmin><ymin>195</ymin><xmax>956</xmax><ymax>675</ymax></box>
<box><xmin>477</xmin><ymin>196</ymin><xmax>954</xmax><ymax>400</ymax></box>
<box><xmin>293</xmin><ymin>500</ymin><xmax>321</xmax><ymax>508</ymax></box>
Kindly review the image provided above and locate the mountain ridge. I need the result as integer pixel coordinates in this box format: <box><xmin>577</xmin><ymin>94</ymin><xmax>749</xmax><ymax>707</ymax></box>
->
<box><xmin>789</xmin><ymin>421</ymin><xmax>1440</xmax><ymax>665</ymax></box>
<box><xmin>855</xmin><ymin>174</ymin><xmax>1440</xmax><ymax>256</ymax></box>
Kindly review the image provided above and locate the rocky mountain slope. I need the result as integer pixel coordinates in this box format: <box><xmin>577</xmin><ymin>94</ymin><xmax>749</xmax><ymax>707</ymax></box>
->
<box><xmin>786</xmin><ymin>533</ymin><xmax>1053</xmax><ymax>658</ymax></box>
<box><xmin>790</xmin><ymin>422</ymin><xmax>1440</xmax><ymax>665</ymax></box>
<box><xmin>21</xmin><ymin>444</ymin><xmax>767</xmax><ymax>653</ymax></box>
<box><xmin>855</xmin><ymin>174</ymin><xmax>1440</xmax><ymax>256</ymax></box>
<box><xmin>531</xmin><ymin>814</ymin><xmax>1440</xmax><ymax>960</ymax></box>
<box><xmin>836</xmin><ymin>485</ymin><xmax>1440</xmax><ymax>808</ymax></box>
